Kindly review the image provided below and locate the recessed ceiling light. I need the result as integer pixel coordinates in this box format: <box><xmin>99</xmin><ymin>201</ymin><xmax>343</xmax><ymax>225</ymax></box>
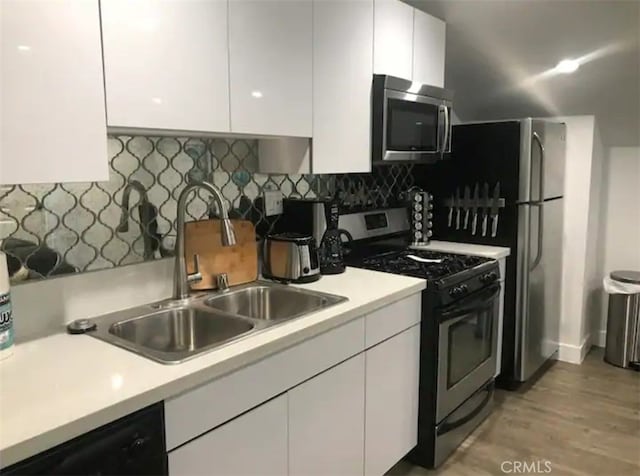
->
<box><xmin>251</xmin><ymin>91</ymin><xmax>263</xmax><ymax>98</ymax></box>
<box><xmin>17</xmin><ymin>45</ymin><xmax>31</xmax><ymax>52</ymax></box>
<box><xmin>554</xmin><ymin>59</ymin><xmax>580</xmax><ymax>74</ymax></box>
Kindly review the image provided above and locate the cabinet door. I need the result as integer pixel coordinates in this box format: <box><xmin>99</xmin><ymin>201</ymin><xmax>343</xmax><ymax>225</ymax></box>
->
<box><xmin>365</xmin><ymin>325</ymin><xmax>421</xmax><ymax>475</ymax></box>
<box><xmin>313</xmin><ymin>0</ymin><xmax>373</xmax><ymax>174</ymax></box>
<box><xmin>168</xmin><ymin>394</ymin><xmax>288</xmax><ymax>476</ymax></box>
<box><xmin>412</xmin><ymin>9</ymin><xmax>446</xmax><ymax>88</ymax></box>
<box><xmin>289</xmin><ymin>354</ymin><xmax>365</xmax><ymax>475</ymax></box>
<box><xmin>373</xmin><ymin>0</ymin><xmax>414</xmax><ymax>80</ymax></box>
<box><xmin>229</xmin><ymin>0</ymin><xmax>312</xmax><ymax>137</ymax></box>
<box><xmin>101</xmin><ymin>0</ymin><xmax>230</xmax><ymax>133</ymax></box>
<box><xmin>0</xmin><ymin>0</ymin><xmax>108</xmax><ymax>184</ymax></box>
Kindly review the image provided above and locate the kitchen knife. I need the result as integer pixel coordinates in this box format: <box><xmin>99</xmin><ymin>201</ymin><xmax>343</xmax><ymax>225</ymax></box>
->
<box><xmin>481</xmin><ymin>182</ymin><xmax>490</xmax><ymax>237</ymax></box>
<box><xmin>455</xmin><ymin>187</ymin><xmax>461</xmax><ymax>230</ymax></box>
<box><xmin>471</xmin><ymin>183</ymin><xmax>480</xmax><ymax>235</ymax></box>
<box><xmin>463</xmin><ymin>186</ymin><xmax>471</xmax><ymax>229</ymax></box>
<box><xmin>447</xmin><ymin>193</ymin><xmax>454</xmax><ymax>227</ymax></box>
<box><xmin>491</xmin><ymin>182</ymin><xmax>501</xmax><ymax>237</ymax></box>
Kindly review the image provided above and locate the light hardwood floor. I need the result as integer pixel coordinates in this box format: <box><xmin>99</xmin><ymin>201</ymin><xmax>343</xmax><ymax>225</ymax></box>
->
<box><xmin>388</xmin><ymin>348</ymin><xmax>640</xmax><ymax>476</ymax></box>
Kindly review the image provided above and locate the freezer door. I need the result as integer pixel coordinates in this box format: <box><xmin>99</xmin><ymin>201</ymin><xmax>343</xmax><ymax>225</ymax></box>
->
<box><xmin>515</xmin><ymin>199</ymin><xmax>563</xmax><ymax>381</ymax></box>
<box><xmin>518</xmin><ymin>120</ymin><xmax>567</xmax><ymax>203</ymax></box>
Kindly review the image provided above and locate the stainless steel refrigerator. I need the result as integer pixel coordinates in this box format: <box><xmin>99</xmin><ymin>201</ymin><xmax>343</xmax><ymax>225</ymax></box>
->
<box><xmin>418</xmin><ymin>118</ymin><xmax>566</xmax><ymax>388</ymax></box>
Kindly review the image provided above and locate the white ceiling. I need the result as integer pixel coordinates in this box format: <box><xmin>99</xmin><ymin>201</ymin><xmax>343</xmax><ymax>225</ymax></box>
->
<box><xmin>408</xmin><ymin>0</ymin><xmax>640</xmax><ymax>146</ymax></box>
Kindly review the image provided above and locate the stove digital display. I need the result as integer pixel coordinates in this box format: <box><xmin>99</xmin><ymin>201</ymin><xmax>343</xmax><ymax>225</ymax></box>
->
<box><xmin>364</xmin><ymin>213</ymin><xmax>388</xmax><ymax>230</ymax></box>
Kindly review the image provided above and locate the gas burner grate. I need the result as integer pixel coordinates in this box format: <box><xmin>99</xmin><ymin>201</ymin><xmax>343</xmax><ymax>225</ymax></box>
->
<box><xmin>359</xmin><ymin>250</ymin><xmax>488</xmax><ymax>281</ymax></box>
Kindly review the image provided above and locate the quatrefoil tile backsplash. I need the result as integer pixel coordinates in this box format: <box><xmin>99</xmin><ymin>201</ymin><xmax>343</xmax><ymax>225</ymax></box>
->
<box><xmin>0</xmin><ymin>135</ymin><xmax>415</xmax><ymax>282</ymax></box>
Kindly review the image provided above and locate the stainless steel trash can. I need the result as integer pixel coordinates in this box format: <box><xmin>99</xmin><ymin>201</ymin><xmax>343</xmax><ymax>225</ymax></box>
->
<box><xmin>604</xmin><ymin>270</ymin><xmax>640</xmax><ymax>369</ymax></box>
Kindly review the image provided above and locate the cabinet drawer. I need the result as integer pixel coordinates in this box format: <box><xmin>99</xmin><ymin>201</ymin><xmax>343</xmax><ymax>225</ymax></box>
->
<box><xmin>168</xmin><ymin>394</ymin><xmax>287</xmax><ymax>476</ymax></box>
<box><xmin>165</xmin><ymin>317</ymin><xmax>365</xmax><ymax>450</ymax></box>
<box><xmin>365</xmin><ymin>294</ymin><xmax>421</xmax><ymax>348</ymax></box>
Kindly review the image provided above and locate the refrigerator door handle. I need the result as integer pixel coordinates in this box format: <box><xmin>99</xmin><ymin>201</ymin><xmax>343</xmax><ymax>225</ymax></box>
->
<box><xmin>529</xmin><ymin>203</ymin><xmax>544</xmax><ymax>271</ymax></box>
<box><xmin>530</xmin><ymin>132</ymin><xmax>545</xmax><ymax>271</ymax></box>
<box><xmin>532</xmin><ymin>132</ymin><xmax>545</xmax><ymax>202</ymax></box>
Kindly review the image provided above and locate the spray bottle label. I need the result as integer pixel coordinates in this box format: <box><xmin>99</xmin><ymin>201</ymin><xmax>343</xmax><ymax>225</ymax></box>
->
<box><xmin>0</xmin><ymin>293</ymin><xmax>13</xmax><ymax>351</ymax></box>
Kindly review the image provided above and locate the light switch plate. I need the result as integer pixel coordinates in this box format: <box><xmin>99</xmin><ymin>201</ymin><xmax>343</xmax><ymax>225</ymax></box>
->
<box><xmin>264</xmin><ymin>190</ymin><xmax>283</xmax><ymax>217</ymax></box>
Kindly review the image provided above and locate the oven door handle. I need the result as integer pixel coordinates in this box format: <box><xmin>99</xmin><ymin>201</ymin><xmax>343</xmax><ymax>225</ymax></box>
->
<box><xmin>441</xmin><ymin>284</ymin><xmax>501</xmax><ymax>321</ymax></box>
<box><xmin>437</xmin><ymin>385</ymin><xmax>494</xmax><ymax>436</ymax></box>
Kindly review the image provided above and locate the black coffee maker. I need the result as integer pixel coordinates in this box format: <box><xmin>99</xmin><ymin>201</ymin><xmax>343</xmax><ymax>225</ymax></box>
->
<box><xmin>319</xmin><ymin>198</ymin><xmax>351</xmax><ymax>275</ymax></box>
<box><xmin>272</xmin><ymin>197</ymin><xmax>350</xmax><ymax>275</ymax></box>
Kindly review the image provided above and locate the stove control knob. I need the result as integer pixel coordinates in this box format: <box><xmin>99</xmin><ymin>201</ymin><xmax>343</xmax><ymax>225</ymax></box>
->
<box><xmin>449</xmin><ymin>285</ymin><xmax>468</xmax><ymax>297</ymax></box>
<box><xmin>480</xmin><ymin>272</ymin><xmax>498</xmax><ymax>283</ymax></box>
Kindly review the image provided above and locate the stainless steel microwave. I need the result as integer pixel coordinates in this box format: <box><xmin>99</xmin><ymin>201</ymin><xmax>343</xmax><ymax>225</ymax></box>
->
<box><xmin>372</xmin><ymin>74</ymin><xmax>454</xmax><ymax>164</ymax></box>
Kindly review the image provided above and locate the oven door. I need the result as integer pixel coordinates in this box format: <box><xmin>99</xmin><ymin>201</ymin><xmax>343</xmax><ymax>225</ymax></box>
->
<box><xmin>382</xmin><ymin>89</ymin><xmax>451</xmax><ymax>162</ymax></box>
<box><xmin>436</xmin><ymin>283</ymin><xmax>500</xmax><ymax>422</ymax></box>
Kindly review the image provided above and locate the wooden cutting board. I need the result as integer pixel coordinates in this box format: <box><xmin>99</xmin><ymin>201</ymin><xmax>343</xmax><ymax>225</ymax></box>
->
<box><xmin>184</xmin><ymin>219</ymin><xmax>258</xmax><ymax>290</ymax></box>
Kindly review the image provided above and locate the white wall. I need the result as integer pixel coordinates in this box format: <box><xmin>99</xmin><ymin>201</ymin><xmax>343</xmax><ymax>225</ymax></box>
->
<box><xmin>556</xmin><ymin>115</ymin><xmax>597</xmax><ymax>363</ymax></box>
<box><xmin>583</xmin><ymin>126</ymin><xmax>606</xmax><ymax>344</ymax></box>
<box><xmin>596</xmin><ymin>146</ymin><xmax>640</xmax><ymax>345</ymax></box>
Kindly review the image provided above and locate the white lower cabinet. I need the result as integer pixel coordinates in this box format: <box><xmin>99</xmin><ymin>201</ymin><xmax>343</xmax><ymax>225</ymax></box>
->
<box><xmin>289</xmin><ymin>354</ymin><xmax>366</xmax><ymax>476</ymax></box>
<box><xmin>365</xmin><ymin>325</ymin><xmax>421</xmax><ymax>475</ymax></box>
<box><xmin>168</xmin><ymin>394</ymin><xmax>288</xmax><ymax>476</ymax></box>
<box><xmin>165</xmin><ymin>293</ymin><xmax>422</xmax><ymax>476</ymax></box>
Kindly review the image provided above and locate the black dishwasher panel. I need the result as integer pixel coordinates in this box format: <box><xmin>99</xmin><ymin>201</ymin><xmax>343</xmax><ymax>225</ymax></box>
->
<box><xmin>1</xmin><ymin>402</ymin><xmax>167</xmax><ymax>475</ymax></box>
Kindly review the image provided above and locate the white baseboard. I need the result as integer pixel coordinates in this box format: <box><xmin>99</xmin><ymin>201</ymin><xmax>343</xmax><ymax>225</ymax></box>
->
<box><xmin>594</xmin><ymin>330</ymin><xmax>606</xmax><ymax>347</ymax></box>
<box><xmin>557</xmin><ymin>335</ymin><xmax>592</xmax><ymax>364</ymax></box>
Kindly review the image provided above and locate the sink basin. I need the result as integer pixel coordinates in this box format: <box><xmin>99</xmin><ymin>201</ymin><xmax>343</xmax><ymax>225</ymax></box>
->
<box><xmin>205</xmin><ymin>283</ymin><xmax>347</xmax><ymax>322</ymax></box>
<box><xmin>90</xmin><ymin>306</ymin><xmax>256</xmax><ymax>364</ymax></box>
<box><xmin>110</xmin><ymin>308</ymin><xmax>255</xmax><ymax>354</ymax></box>
<box><xmin>85</xmin><ymin>281</ymin><xmax>347</xmax><ymax>364</ymax></box>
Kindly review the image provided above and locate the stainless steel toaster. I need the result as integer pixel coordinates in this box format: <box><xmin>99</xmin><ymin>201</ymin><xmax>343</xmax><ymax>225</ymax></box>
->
<box><xmin>262</xmin><ymin>233</ymin><xmax>320</xmax><ymax>284</ymax></box>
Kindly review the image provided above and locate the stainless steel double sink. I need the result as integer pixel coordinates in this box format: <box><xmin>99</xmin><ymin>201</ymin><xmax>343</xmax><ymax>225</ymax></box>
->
<box><xmin>88</xmin><ymin>281</ymin><xmax>347</xmax><ymax>364</ymax></box>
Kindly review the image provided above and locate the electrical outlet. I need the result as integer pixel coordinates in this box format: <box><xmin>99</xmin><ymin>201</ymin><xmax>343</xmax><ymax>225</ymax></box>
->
<box><xmin>264</xmin><ymin>190</ymin><xmax>283</xmax><ymax>217</ymax></box>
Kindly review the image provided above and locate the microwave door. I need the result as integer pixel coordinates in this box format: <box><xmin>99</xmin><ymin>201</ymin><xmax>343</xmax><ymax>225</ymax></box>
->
<box><xmin>383</xmin><ymin>89</ymin><xmax>441</xmax><ymax>162</ymax></box>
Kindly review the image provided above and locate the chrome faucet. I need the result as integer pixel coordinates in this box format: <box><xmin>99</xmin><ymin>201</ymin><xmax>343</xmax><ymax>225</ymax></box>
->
<box><xmin>173</xmin><ymin>181</ymin><xmax>236</xmax><ymax>300</ymax></box>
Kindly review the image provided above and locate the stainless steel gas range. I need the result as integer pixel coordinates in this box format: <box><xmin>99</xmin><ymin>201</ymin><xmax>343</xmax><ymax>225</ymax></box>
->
<box><xmin>340</xmin><ymin>207</ymin><xmax>500</xmax><ymax>468</ymax></box>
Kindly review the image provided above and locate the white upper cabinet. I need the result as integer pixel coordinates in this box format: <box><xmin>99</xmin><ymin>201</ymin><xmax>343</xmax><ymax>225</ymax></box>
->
<box><xmin>0</xmin><ymin>0</ymin><xmax>108</xmax><ymax>185</ymax></box>
<box><xmin>229</xmin><ymin>0</ymin><xmax>312</xmax><ymax>137</ymax></box>
<box><xmin>312</xmin><ymin>0</ymin><xmax>373</xmax><ymax>174</ymax></box>
<box><xmin>101</xmin><ymin>0</ymin><xmax>230</xmax><ymax>133</ymax></box>
<box><xmin>373</xmin><ymin>0</ymin><xmax>414</xmax><ymax>79</ymax></box>
<box><xmin>412</xmin><ymin>8</ymin><xmax>446</xmax><ymax>87</ymax></box>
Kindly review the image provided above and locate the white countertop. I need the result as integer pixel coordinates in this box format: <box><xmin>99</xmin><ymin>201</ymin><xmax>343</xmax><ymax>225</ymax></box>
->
<box><xmin>410</xmin><ymin>240</ymin><xmax>511</xmax><ymax>259</ymax></box>
<box><xmin>0</xmin><ymin>267</ymin><xmax>425</xmax><ymax>468</ymax></box>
